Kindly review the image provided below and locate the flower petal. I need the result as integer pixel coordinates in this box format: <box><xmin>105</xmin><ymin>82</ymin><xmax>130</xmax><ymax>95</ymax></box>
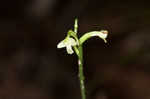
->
<box><xmin>68</xmin><ymin>38</ymin><xmax>77</xmax><ymax>46</ymax></box>
<box><xmin>66</xmin><ymin>45</ymin><xmax>74</xmax><ymax>54</ymax></box>
<box><xmin>90</xmin><ymin>31</ymin><xmax>108</xmax><ymax>43</ymax></box>
<box><xmin>57</xmin><ymin>37</ymin><xmax>77</xmax><ymax>54</ymax></box>
<box><xmin>57</xmin><ymin>40</ymin><xmax>66</xmax><ymax>48</ymax></box>
<box><xmin>91</xmin><ymin>31</ymin><xmax>108</xmax><ymax>39</ymax></box>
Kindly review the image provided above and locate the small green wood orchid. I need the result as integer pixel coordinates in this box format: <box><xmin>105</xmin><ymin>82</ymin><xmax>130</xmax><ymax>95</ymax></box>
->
<box><xmin>57</xmin><ymin>19</ymin><xmax>108</xmax><ymax>99</ymax></box>
<box><xmin>57</xmin><ymin>36</ymin><xmax>77</xmax><ymax>54</ymax></box>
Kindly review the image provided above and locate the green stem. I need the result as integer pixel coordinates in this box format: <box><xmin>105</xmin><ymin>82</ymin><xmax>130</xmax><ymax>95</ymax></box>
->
<box><xmin>73</xmin><ymin>18</ymin><xmax>86</xmax><ymax>99</ymax></box>
<box><xmin>78</xmin><ymin>45</ymin><xmax>86</xmax><ymax>99</ymax></box>
<box><xmin>74</xmin><ymin>18</ymin><xmax>78</xmax><ymax>33</ymax></box>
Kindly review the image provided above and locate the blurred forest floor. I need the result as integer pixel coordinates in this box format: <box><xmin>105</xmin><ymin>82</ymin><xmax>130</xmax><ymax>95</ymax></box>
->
<box><xmin>0</xmin><ymin>0</ymin><xmax>150</xmax><ymax>99</ymax></box>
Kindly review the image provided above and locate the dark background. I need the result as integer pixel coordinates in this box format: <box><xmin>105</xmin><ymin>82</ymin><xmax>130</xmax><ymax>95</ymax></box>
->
<box><xmin>0</xmin><ymin>0</ymin><xmax>150</xmax><ymax>99</ymax></box>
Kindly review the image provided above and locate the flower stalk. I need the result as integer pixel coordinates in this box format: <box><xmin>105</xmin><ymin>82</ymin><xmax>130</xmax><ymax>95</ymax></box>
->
<box><xmin>57</xmin><ymin>18</ymin><xmax>108</xmax><ymax>99</ymax></box>
<box><xmin>77</xmin><ymin>44</ymin><xmax>86</xmax><ymax>99</ymax></box>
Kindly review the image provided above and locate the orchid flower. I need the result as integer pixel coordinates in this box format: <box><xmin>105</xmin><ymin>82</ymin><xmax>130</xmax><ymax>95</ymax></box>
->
<box><xmin>57</xmin><ymin>18</ymin><xmax>108</xmax><ymax>99</ymax></box>
<box><xmin>79</xmin><ymin>30</ymin><xmax>108</xmax><ymax>44</ymax></box>
<box><xmin>57</xmin><ymin>36</ymin><xmax>77</xmax><ymax>54</ymax></box>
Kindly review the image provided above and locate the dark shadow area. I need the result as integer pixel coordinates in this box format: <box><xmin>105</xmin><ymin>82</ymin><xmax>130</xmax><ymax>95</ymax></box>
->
<box><xmin>0</xmin><ymin>0</ymin><xmax>150</xmax><ymax>99</ymax></box>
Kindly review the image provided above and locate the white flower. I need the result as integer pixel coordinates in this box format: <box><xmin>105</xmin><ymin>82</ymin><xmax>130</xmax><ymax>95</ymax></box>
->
<box><xmin>90</xmin><ymin>30</ymin><xmax>108</xmax><ymax>43</ymax></box>
<box><xmin>79</xmin><ymin>30</ymin><xmax>108</xmax><ymax>44</ymax></box>
<box><xmin>57</xmin><ymin>37</ymin><xmax>77</xmax><ymax>54</ymax></box>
